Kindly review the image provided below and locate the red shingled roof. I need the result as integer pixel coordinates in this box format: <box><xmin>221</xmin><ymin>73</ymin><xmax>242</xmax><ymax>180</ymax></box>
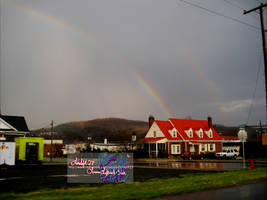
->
<box><xmin>139</xmin><ymin>137</ymin><xmax>165</xmax><ymax>142</ymax></box>
<box><xmin>169</xmin><ymin>118</ymin><xmax>222</xmax><ymax>141</ymax></box>
<box><xmin>140</xmin><ymin>118</ymin><xmax>222</xmax><ymax>142</ymax></box>
<box><xmin>155</xmin><ymin>120</ymin><xmax>183</xmax><ymax>140</ymax></box>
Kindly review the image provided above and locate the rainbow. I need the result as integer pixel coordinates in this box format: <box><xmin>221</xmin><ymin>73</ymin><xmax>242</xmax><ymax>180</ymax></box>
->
<box><xmin>8</xmin><ymin>1</ymin><xmax>228</xmax><ymax>118</ymax></box>
<box><xmin>182</xmin><ymin>52</ymin><xmax>225</xmax><ymax>114</ymax></box>
<box><xmin>8</xmin><ymin>1</ymin><xmax>96</xmax><ymax>42</ymax></box>
<box><xmin>132</xmin><ymin>69</ymin><xmax>172</xmax><ymax>118</ymax></box>
<box><xmin>8</xmin><ymin>0</ymin><xmax>173</xmax><ymax>118</ymax></box>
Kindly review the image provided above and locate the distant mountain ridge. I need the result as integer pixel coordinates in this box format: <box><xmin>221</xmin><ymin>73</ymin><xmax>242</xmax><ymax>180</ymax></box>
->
<box><xmin>34</xmin><ymin>118</ymin><xmax>148</xmax><ymax>143</ymax></box>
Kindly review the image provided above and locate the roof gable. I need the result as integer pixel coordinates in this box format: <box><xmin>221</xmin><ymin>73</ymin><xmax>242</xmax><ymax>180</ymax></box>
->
<box><xmin>145</xmin><ymin>122</ymin><xmax>165</xmax><ymax>138</ymax></box>
<box><xmin>0</xmin><ymin>115</ymin><xmax>29</xmax><ymax>132</ymax></box>
<box><xmin>0</xmin><ymin>119</ymin><xmax>16</xmax><ymax>131</ymax></box>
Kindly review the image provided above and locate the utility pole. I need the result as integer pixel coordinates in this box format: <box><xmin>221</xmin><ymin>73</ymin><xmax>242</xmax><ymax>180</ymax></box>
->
<box><xmin>50</xmin><ymin>120</ymin><xmax>54</xmax><ymax>162</ymax></box>
<box><xmin>244</xmin><ymin>3</ymin><xmax>267</xmax><ymax>123</ymax></box>
<box><xmin>0</xmin><ymin>1</ymin><xmax>2</xmax><ymax>116</ymax></box>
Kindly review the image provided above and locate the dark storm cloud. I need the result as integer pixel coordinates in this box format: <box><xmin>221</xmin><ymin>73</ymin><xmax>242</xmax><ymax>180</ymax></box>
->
<box><xmin>0</xmin><ymin>0</ymin><xmax>266</xmax><ymax>128</ymax></box>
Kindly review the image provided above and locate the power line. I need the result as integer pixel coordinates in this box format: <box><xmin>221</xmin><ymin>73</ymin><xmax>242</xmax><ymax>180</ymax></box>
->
<box><xmin>179</xmin><ymin>0</ymin><xmax>260</xmax><ymax>30</ymax></box>
<box><xmin>223</xmin><ymin>0</ymin><xmax>260</xmax><ymax>18</ymax></box>
<box><xmin>223</xmin><ymin>0</ymin><xmax>244</xmax><ymax>10</ymax></box>
<box><xmin>246</xmin><ymin>52</ymin><xmax>262</xmax><ymax>124</ymax></box>
<box><xmin>0</xmin><ymin>10</ymin><xmax>1</xmax><ymax>117</ymax></box>
<box><xmin>244</xmin><ymin>3</ymin><xmax>267</xmax><ymax>124</ymax></box>
<box><xmin>255</xmin><ymin>0</ymin><xmax>264</xmax><ymax>4</ymax></box>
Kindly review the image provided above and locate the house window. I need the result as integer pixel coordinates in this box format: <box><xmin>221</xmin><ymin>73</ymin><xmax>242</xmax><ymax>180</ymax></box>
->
<box><xmin>185</xmin><ymin>129</ymin><xmax>193</xmax><ymax>138</ymax></box>
<box><xmin>199</xmin><ymin>130</ymin><xmax>203</xmax><ymax>138</ymax></box>
<box><xmin>153</xmin><ymin>131</ymin><xmax>156</xmax><ymax>138</ymax></box>
<box><xmin>209</xmin><ymin>143</ymin><xmax>215</xmax><ymax>152</ymax></box>
<box><xmin>201</xmin><ymin>144</ymin><xmax>205</xmax><ymax>152</ymax></box>
<box><xmin>189</xmin><ymin>130</ymin><xmax>193</xmax><ymax>138</ymax></box>
<box><xmin>171</xmin><ymin>144</ymin><xmax>180</xmax><ymax>154</ymax></box>
<box><xmin>209</xmin><ymin>130</ymin><xmax>213</xmax><ymax>138</ymax></box>
<box><xmin>173</xmin><ymin>130</ymin><xmax>176</xmax><ymax>137</ymax></box>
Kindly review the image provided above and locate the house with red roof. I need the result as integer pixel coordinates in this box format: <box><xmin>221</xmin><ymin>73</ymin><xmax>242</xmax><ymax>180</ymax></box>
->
<box><xmin>140</xmin><ymin>116</ymin><xmax>222</xmax><ymax>158</ymax></box>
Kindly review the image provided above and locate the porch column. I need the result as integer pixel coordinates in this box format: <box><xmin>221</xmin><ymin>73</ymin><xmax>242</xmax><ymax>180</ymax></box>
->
<box><xmin>156</xmin><ymin>142</ymin><xmax>158</xmax><ymax>158</ymax></box>
<box><xmin>148</xmin><ymin>143</ymin><xmax>151</xmax><ymax>158</ymax></box>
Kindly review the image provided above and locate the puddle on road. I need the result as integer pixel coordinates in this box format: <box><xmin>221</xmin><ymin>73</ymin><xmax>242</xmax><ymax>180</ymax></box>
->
<box><xmin>135</xmin><ymin>161</ymin><xmax>267</xmax><ymax>170</ymax></box>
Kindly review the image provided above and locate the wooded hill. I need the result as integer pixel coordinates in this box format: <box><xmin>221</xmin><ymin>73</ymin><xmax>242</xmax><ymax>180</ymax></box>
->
<box><xmin>33</xmin><ymin>118</ymin><xmax>148</xmax><ymax>143</ymax></box>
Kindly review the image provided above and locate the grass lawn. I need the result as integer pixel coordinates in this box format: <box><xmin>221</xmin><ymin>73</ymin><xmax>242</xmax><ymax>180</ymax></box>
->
<box><xmin>0</xmin><ymin>166</ymin><xmax>202</xmax><ymax>193</ymax></box>
<box><xmin>1</xmin><ymin>168</ymin><xmax>267</xmax><ymax>200</ymax></box>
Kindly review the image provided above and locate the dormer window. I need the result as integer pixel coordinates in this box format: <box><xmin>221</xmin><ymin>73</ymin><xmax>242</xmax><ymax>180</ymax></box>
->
<box><xmin>209</xmin><ymin>129</ymin><xmax>213</xmax><ymax>138</ymax></box>
<box><xmin>199</xmin><ymin>129</ymin><xmax>203</xmax><ymax>138</ymax></box>
<box><xmin>189</xmin><ymin>130</ymin><xmax>193</xmax><ymax>138</ymax></box>
<box><xmin>173</xmin><ymin>130</ymin><xmax>177</xmax><ymax>137</ymax></box>
<box><xmin>195</xmin><ymin>129</ymin><xmax>203</xmax><ymax>138</ymax></box>
<box><xmin>185</xmin><ymin>128</ymin><xmax>193</xmax><ymax>138</ymax></box>
<box><xmin>169</xmin><ymin>128</ymin><xmax>177</xmax><ymax>138</ymax></box>
<box><xmin>205</xmin><ymin>129</ymin><xmax>213</xmax><ymax>138</ymax></box>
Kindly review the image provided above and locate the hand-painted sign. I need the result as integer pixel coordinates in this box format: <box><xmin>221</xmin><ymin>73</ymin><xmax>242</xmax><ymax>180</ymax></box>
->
<box><xmin>67</xmin><ymin>153</ymin><xmax>133</xmax><ymax>183</ymax></box>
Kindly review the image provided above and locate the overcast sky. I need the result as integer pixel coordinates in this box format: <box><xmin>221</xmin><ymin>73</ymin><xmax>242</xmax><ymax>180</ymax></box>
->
<box><xmin>1</xmin><ymin>0</ymin><xmax>267</xmax><ymax>129</ymax></box>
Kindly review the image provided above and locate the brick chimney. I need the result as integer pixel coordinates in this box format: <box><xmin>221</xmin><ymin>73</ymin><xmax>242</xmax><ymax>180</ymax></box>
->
<box><xmin>149</xmin><ymin>116</ymin><xmax>155</xmax><ymax>129</ymax></box>
<box><xmin>207</xmin><ymin>116</ymin><xmax>212</xmax><ymax>128</ymax></box>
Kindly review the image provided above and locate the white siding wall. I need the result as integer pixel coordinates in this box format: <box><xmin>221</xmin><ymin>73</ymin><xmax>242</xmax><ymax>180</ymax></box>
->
<box><xmin>145</xmin><ymin>122</ymin><xmax>165</xmax><ymax>138</ymax></box>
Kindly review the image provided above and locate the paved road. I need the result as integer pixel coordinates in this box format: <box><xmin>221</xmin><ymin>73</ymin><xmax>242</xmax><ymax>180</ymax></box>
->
<box><xmin>45</xmin><ymin>157</ymin><xmax>267</xmax><ymax>171</ymax></box>
<box><xmin>151</xmin><ymin>181</ymin><xmax>267</xmax><ymax>200</ymax></box>
<box><xmin>135</xmin><ymin>161</ymin><xmax>267</xmax><ymax>171</ymax></box>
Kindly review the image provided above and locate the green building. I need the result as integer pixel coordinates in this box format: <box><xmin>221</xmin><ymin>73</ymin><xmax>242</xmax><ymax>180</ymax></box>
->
<box><xmin>15</xmin><ymin>137</ymin><xmax>44</xmax><ymax>162</ymax></box>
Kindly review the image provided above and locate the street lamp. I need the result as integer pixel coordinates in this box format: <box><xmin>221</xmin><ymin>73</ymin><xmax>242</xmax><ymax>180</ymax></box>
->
<box><xmin>131</xmin><ymin>133</ymin><xmax>136</xmax><ymax>151</ymax></box>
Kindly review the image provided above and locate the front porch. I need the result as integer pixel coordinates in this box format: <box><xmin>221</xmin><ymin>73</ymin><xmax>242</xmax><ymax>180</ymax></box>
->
<box><xmin>144</xmin><ymin>142</ymin><xmax>167</xmax><ymax>158</ymax></box>
<box><xmin>143</xmin><ymin>142</ymin><xmax>201</xmax><ymax>158</ymax></box>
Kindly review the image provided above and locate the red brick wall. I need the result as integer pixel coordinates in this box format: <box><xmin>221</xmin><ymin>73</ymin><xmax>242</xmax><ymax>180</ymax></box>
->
<box><xmin>195</xmin><ymin>144</ymin><xmax>199</xmax><ymax>153</ymax></box>
<box><xmin>168</xmin><ymin>142</ymin><xmax>175</xmax><ymax>158</ymax></box>
<box><xmin>215</xmin><ymin>142</ymin><xmax>222</xmax><ymax>152</ymax></box>
<box><xmin>180</xmin><ymin>142</ymin><xmax>185</xmax><ymax>155</ymax></box>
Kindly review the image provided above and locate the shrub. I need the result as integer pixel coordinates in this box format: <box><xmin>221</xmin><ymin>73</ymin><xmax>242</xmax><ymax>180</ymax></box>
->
<box><xmin>134</xmin><ymin>149</ymin><xmax>149</xmax><ymax>158</ymax></box>
<box><xmin>158</xmin><ymin>149</ymin><xmax>169</xmax><ymax>158</ymax></box>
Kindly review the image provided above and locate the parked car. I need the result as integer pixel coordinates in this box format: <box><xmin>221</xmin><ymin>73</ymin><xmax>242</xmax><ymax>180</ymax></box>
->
<box><xmin>215</xmin><ymin>149</ymin><xmax>239</xmax><ymax>159</ymax></box>
<box><xmin>181</xmin><ymin>152</ymin><xmax>204</xmax><ymax>160</ymax></box>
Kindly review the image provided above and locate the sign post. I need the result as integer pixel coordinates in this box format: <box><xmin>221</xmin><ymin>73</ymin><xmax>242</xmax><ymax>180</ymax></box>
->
<box><xmin>238</xmin><ymin>125</ymin><xmax>248</xmax><ymax>168</ymax></box>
